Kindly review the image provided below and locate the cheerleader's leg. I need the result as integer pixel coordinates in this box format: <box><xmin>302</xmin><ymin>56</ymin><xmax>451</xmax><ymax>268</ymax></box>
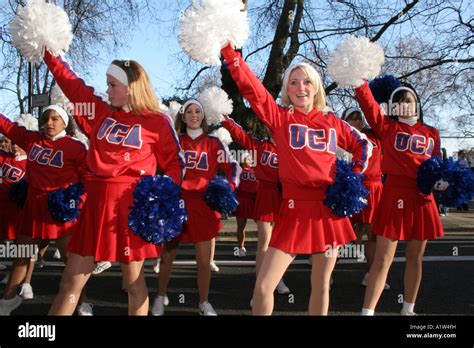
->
<box><xmin>120</xmin><ymin>260</ymin><xmax>148</xmax><ymax>316</ymax></box>
<box><xmin>404</xmin><ymin>239</ymin><xmax>427</xmax><ymax>304</ymax></box>
<box><xmin>309</xmin><ymin>250</ymin><xmax>339</xmax><ymax>315</ymax></box>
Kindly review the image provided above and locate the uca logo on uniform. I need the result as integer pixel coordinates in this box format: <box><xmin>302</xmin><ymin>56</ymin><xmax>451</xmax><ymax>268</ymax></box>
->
<box><xmin>1</xmin><ymin>163</ymin><xmax>24</xmax><ymax>182</ymax></box>
<box><xmin>394</xmin><ymin>132</ymin><xmax>434</xmax><ymax>155</ymax></box>
<box><xmin>28</xmin><ymin>145</ymin><xmax>64</xmax><ymax>168</ymax></box>
<box><xmin>289</xmin><ymin>124</ymin><xmax>337</xmax><ymax>153</ymax></box>
<box><xmin>97</xmin><ymin>117</ymin><xmax>143</xmax><ymax>149</ymax></box>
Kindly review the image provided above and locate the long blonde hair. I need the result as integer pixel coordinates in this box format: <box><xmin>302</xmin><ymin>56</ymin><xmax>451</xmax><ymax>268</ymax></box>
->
<box><xmin>281</xmin><ymin>62</ymin><xmax>326</xmax><ymax>112</ymax></box>
<box><xmin>111</xmin><ymin>60</ymin><xmax>160</xmax><ymax>115</ymax></box>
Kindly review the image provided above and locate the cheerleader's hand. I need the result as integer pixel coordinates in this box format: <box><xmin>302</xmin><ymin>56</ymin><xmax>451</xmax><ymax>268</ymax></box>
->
<box><xmin>434</xmin><ymin>180</ymin><xmax>449</xmax><ymax>191</ymax></box>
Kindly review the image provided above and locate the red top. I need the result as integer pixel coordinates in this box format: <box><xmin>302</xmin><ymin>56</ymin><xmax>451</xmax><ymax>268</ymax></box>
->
<box><xmin>221</xmin><ymin>44</ymin><xmax>371</xmax><ymax>197</ymax></box>
<box><xmin>180</xmin><ymin>133</ymin><xmax>240</xmax><ymax>192</ymax></box>
<box><xmin>355</xmin><ymin>82</ymin><xmax>440</xmax><ymax>179</ymax></box>
<box><xmin>0</xmin><ymin>150</ymin><xmax>27</xmax><ymax>194</ymax></box>
<box><xmin>237</xmin><ymin>166</ymin><xmax>258</xmax><ymax>194</ymax></box>
<box><xmin>222</xmin><ymin>116</ymin><xmax>278</xmax><ymax>184</ymax></box>
<box><xmin>44</xmin><ymin>51</ymin><xmax>185</xmax><ymax>184</ymax></box>
<box><xmin>362</xmin><ymin>130</ymin><xmax>382</xmax><ymax>182</ymax></box>
<box><xmin>0</xmin><ymin>115</ymin><xmax>86</xmax><ymax>192</ymax></box>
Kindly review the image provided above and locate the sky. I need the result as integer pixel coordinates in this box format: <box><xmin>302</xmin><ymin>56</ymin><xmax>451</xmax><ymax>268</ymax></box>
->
<box><xmin>1</xmin><ymin>0</ymin><xmax>473</xmax><ymax>157</ymax></box>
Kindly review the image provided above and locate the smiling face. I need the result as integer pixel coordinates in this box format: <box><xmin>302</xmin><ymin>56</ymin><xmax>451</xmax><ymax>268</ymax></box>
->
<box><xmin>345</xmin><ymin>111</ymin><xmax>364</xmax><ymax>131</ymax></box>
<box><xmin>0</xmin><ymin>136</ymin><xmax>12</xmax><ymax>152</ymax></box>
<box><xmin>391</xmin><ymin>89</ymin><xmax>418</xmax><ymax>119</ymax></box>
<box><xmin>40</xmin><ymin>111</ymin><xmax>67</xmax><ymax>138</ymax></box>
<box><xmin>106</xmin><ymin>74</ymin><xmax>129</xmax><ymax>108</ymax></box>
<box><xmin>287</xmin><ymin>68</ymin><xmax>316</xmax><ymax>114</ymax></box>
<box><xmin>183</xmin><ymin>103</ymin><xmax>204</xmax><ymax>130</ymax></box>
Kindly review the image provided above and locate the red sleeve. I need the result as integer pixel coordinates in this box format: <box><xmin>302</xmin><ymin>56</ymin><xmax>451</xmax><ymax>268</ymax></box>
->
<box><xmin>0</xmin><ymin>113</ymin><xmax>38</xmax><ymax>152</ymax></box>
<box><xmin>336</xmin><ymin>116</ymin><xmax>372</xmax><ymax>174</ymax></box>
<box><xmin>433</xmin><ymin>129</ymin><xmax>441</xmax><ymax>158</ymax></box>
<box><xmin>221</xmin><ymin>44</ymin><xmax>283</xmax><ymax>130</ymax></box>
<box><xmin>44</xmin><ymin>51</ymin><xmax>111</xmax><ymax>131</ymax></box>
<box><xmin>222</xmin><ymin>116</ymin><xmax>261</xmax><ymax>151</ymax></box>
<box><xmin>355</xmin><ymin>82</ymin><xmax>390</xmax><ymax>137</ymax></box>
<box><xmin>213</xmin><ymin>138</ymin><xmax>241</xmax><ymax>190</ymax></box>
<box><xmin>155</xmin><ymin>114</ymin><xmax>186</xmax><ymax>185</ymax></box>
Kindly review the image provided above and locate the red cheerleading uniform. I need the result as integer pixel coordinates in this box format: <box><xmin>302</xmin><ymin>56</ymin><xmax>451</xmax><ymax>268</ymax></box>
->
<box><xmin>355</xmin><ymin>82</ymin><xmax>443</xmax><ymax>241</ymax></box>
<box><xmin>178</xmin><ymin>132</ymin><xmax>240</xmax><ymax>243</ymax></box>
<box><xmin>221</xmin><ymin>45</ymin><xmax>371</xmax><ymax>254</ymax></box>
<box><xmin>222</xmin><ymin>116</ymin><xmax>281</xmax><ymax>222</ymax></box>
<box><xmin>0</xmin><ymin>150</ymin><xmax>27</xmax><ymax>240</ymax></box>
<box><xmin>44</xmin><ymin>51</ymin><xmax>185</xmax><ymax>262</ymax></box>
<box><xmin>234</xmin><ymin>166</ymin><xmax>257</xmax><ymax>220</ymax></box>
<box><xmin>351</xmin><ymin>130</ymin><xmax>383</xmax><ymax>225</ymax></box>
<box><xmin>0</xmin><ymin>116</ymin><xmax>87</xmax><ymax>240</ymax></box>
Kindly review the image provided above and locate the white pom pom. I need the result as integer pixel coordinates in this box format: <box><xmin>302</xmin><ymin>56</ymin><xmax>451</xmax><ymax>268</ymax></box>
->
<box><xmin>178</xmin><ymin>0</ymin><xmax>249</xmax><ymax>66</ymax></box>
<box><xmin>210</xmin><ymin>127</ymin><xmax>233</xmax><ymax>146</ymax></box>
<box><xmin>10</xmin><ymin>0</ymin><xmax>73</xmax><ymax>63</ymax></box>
<box><xmin>328</xmin><ymin>36</ymin><xmax>385</xmax><ymax>87</ymax></box>
<box><xmin>16</xmin><ymin>113</ymin><xmax>38</xmax><ymax>132</ymax></box>
<box><xmin>198</xmin><ymin>86</ymin><xmax>233</xmax><ymax>125</ymax></box>
<box><xmin>167</xmin><ymin>101</ymin><xmax>183</xmax><ymax>123</ymax></box>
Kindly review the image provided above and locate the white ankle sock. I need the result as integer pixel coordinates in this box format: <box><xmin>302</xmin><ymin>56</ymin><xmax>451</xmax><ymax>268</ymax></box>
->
<box><xmin>361</xmin><ymin>308</ymin><xmax>374</xmax><ymax>316</ymax></box>
<box><xmin>402</xmin><ymin>301</ymin><xmax>415</xmax><ymax>313</ymax></box>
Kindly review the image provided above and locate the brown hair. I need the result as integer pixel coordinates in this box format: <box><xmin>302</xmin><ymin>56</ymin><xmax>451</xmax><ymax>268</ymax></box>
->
<box><xmin>39</xmin><ymin>109</ymin><xmax>74</xmax><ymax>135</ymax></box>
<box><xmin>174</xmin><ymin>102</ymin><xmax>209</xmax><ymax>135</ymax></box>
<box><xmin>111</xmin><ymin>60</ymin><xmax>160</xmax><ymax>115</ymax></box>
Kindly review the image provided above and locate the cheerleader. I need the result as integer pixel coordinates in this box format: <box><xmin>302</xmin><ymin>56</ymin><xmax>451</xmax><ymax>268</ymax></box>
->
<box><xmin>0</xmin><ymin>106</ymin><xmax>87</xmax><ymax>315</ymax></box>
<box><xmin>220</xmin><ymin>44</ymin><xmax>371</xmax><ymax>315</ymax></box>
<box><xmin>341</xmin><ymin>108</ymin><xmax>390</xmax><ymax>290</ymax></box>
<box><xmin>151</xmin><ymin>99</ymin><xmax>240</xmax><ymax>316</ymax></box>
<box><xmin>222</xmin><ymin>116</ymin><xmax>290</xmax><ymax>294</ymax></box>
<box><xmin>43</xmin><ymin>51</ymin><xmax>185</xmax><ymax>315</ymax></box>
<box><xmin>233</xmin><ymin>152</ymin><xmax>257</xmax><ymax>257</ymax></box>
<box><xmin>355</xmin><ymin>82</ymin><xmax>444</xmax><ymax>315</ymax></box>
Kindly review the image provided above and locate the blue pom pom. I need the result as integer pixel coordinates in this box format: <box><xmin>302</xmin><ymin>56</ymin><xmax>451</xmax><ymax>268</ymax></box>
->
<box><xmin>324</xmin><ymin>159</ymin><xmax>369</xmax><ymax>217</ymax></box>
<box><xmin>204</xmin><ymin>176</ymin><xmax>239</xmax><ymax>214</ymax></box>
<box><xmin>437</xmin><ymin>158</ymin><xmax>474</xmax><ymax>207</ymax></box>
<box><xmin>9</xmin><ymin>179</ymin><xmax>28</xmax><ymax>208</ymax></box>
<box><xmin>128</xmin><ymin>175</ymin><xmax>187</xmax><ymax>245</ymax></box>
<box><xmin>48</xmin><ymin>182</ymin><xmax>84</xmax><ymax>223</ymax></box>
<box><xmin>369</xmin><ymin>74</ymin><xmax>402</xmax><ymax>104</ymax></box>
<box><xmin>417</xmin><ymin>156</ymin><xmax>443</xmax><ymax>195</ymax></box>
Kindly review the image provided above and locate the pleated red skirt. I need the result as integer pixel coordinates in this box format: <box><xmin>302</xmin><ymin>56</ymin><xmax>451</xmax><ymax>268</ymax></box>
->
<box><xmin>16</xmin><ymin>187</ymin><xmax>75</xmax><ymax>240</ymax></box>
<box><xmin>234</xmin><ymin>191</ymin><xmax>256</xmax><ymax>220</ymax></box>
<box><xmin>178</xmin><ymin>191</ymin><xmax>222</xmax><ymax>243</ymax></box>
<box><xmin>269</xmin><ymin>184</ymin><xmax>357</xmax><ymax>254</ymax></box>
<box><xmin>351</xmin><ymin>179</ymin><xmax>383</xmax><ymax>224</ymax></box>
<box><xmin>254</xmin><ymin>181</ymin><xmax>281</xmax><ymax>222</ymax></box>
<box><xmin>67</xmin><ymin>179</ymin><xmax>159</xmax><ymax>262</ymax></box>
<box><xmin>0</xmin><ymin>195</ymin><xmax>21</xmax><ymax>240</ymax></box>
<box><xmin>372</xmin><ymin>176</ymin><xmax>444</xmax><ymax>241</ymax></box>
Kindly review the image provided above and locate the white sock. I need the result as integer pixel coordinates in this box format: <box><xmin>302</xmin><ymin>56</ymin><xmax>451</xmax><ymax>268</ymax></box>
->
<box><xmin>361</xmin><ymin>308</ymin><xmax>375</xmax><ymax>316</ymax></box>
<box><xmin>402</xmin><ymin>301</ymin><xmax>415</xmax><ymax>313</ymax></box>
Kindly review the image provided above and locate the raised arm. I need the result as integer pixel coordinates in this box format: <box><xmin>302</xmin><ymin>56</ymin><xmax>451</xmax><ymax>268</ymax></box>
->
<box><xmin>354</xmin><ymin>82</ymin><xmax>390</xmax><ymax>137</ymax></box>
<box><xmin>336</xmin><ymin>117</ymin><xmax>373</xmax><ymax>174</ymax></box>
<box><xmin>0</xmin><ymin>113</ymin><xmax>37</xmax><ymax>152</ymax></box>
<box><xmin>44</xmin><ymin>51</ymin><xmax>111</xmax><ymax>130</ymax></box>
<box><xmin>155</xmin><ymin>114</ymin><xmax>186</xmax><ymax>185</ymax></box>
<box><xmin>221</xmin><ymin>44</ymin><xmax>283</xmax><ymax>130</ymax></box>
<box><xmin>222</xmin><ymin>115</ymin><xmax>261</xmax><ymax>152</ymax></box>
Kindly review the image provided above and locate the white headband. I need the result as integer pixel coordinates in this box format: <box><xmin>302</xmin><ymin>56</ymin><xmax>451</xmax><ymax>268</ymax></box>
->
<box><xmin>342</xmin><ymin>107</ymin><xmax>362</xmax><ymax>121</ymax></box>
<box><xmin>43</xmin><ymin>105</ymin><xmax>69</xmax><ymax>127</ymax></box>
<box><xmin>182</xmin><ymin>99</ymin><xmax>205</xmax><ymax>118</ymax></box>
<box><xmin>107</xmin><ymin>64</ymin><xmax>129</xmax><ymax>86</ymax></box>
<box><xmin>389</xmin><ymin>86</ymin><xmax>418</xmax><ymax>104</ymax></box>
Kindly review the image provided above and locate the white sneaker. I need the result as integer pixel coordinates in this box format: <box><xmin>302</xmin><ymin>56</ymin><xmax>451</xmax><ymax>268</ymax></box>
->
<box><xmin>199</xmin><ymin>301</ymin><xmax>217</xmax><ymax>316</ymax></box>
<box><xmin>0</xmin><ymin>263</ymin><xmax>6</xmax><ymax>270</ymax></box>
<box><xmin>210</xmin><ymin>261</ymin><xmax>219</xmax><ymax>272</ymax></box>
<box><xmin>92</xmin><ymin>261</ymin><xmax>112</xmax><ymax>275</ymax></box>
<box><xmin>77</xmin><ymin>302</ymin><xmax>94</xmax><ymax>316</ymax></box>
<box><xmin>361</xmin><ymin>273</ymin><xmax>391</xmax><ymax>290</ymax></box>
<box><xmin>19</xmin><ymin>283</ymin><xmax>34</xmax><ymax>300</ymax></box>
<box><xmin>153</xmin><ymin>258</ymin><xmax>160</xmax><ymax>274</ymax></box>
<box><xmin>401</xmin><ymin>309</ymin><xmax>417</xmax><ymax>316</ymax></box>
<box><xmin>0</xmin><ymin>272</ymin><xmax>9</xmax><ymax>285</ymax></box>
<box><xmin>237</xmin><ymin>247</ymin><xmax>247</xmax><ymax>257</ymax></box>
<box><xmin>53</xmin><ymin>249</ymin><xmax>62</xmax><ymax>260</ymax></box>
<box><xmin>0</xmin><ymin>295</ymin><xmax>22</xmax><ymax>316</ymax></box>
<box><xmin>276</xmin><ymin>280</ymin><xmax>290</xmax><ymax>295</ymax></box>
<box><xmin>150</xmin><ymin>295</ymin><xmax>169</xmax><ymax>316</ymax></box>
